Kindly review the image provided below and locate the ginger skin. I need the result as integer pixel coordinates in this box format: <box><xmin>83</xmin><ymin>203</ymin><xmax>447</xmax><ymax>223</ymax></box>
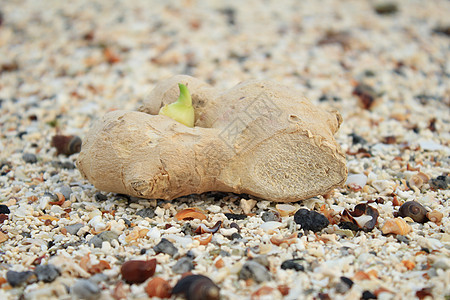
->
<box><xmin>77</xmin><ymin>75</ymin><xmax>347</xmax><ymax>202</ymax></box>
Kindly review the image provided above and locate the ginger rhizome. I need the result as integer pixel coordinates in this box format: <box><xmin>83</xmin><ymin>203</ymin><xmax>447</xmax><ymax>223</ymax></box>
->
<box><xmin>77</xmin><ymin>75</ymin><xmax>347</xmax><ymax>202</ymax></box>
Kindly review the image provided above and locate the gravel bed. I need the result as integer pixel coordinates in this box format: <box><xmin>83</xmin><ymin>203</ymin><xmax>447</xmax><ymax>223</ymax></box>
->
<box><xmin>0</xmin><ymin>0</ymin><xmax>449</xmax><ymax>299</ymax></box>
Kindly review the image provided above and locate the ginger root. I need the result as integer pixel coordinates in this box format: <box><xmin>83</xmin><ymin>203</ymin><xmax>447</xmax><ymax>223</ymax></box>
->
<box><xmin>77</xmin><ymin>75</ymin><xmax>347</xmax><ymax>202</ymax></box>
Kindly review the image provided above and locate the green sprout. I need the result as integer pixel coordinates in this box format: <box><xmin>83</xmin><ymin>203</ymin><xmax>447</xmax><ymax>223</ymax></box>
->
<box><xmin>159</xmin><ymin>83</ymin><xmax>194</xmax><ymax>127</ymax></box>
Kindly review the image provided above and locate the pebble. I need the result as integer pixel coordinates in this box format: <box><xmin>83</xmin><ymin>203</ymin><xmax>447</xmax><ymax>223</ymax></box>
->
<box><xmin>71</xmin><ymin>279</ymin><xmax>100</xmax><ymax>300</ymax></box>
<box><xmin>261</xmin><ymin>211</ymin><xmax>280</xmax><ymax>222</ymax></box>
<box><xmin>294</xmin><ymin>209</ymin><xmax>329</xmax><ymax>232</ymax></box>
<box><xmin>34</xmin><ymin>264</ymin><xmax>60</xmax><ymax>283</ymax></box>
<box><xmin>89</xmin><ymin>231</ymin><xmax>119</xmax><ymax>248</ymax></box>
<box><xmin>121</xmin><ymin>259</ymin><xmax>156</xmax><ymax>284</ymax></box>
<box><xmin>238</xmin><ymin>261</ymin><xmax>271</xmax><ymax>283</ymax></box>
<box><xmin>65</xmin><ymin>223</ymin><xmax>84</xmax><ymax>235</ymax></box>
<box><xmin>153</xmin><ymin>238</ymin><xmax>178</xmax><ymax>256</ymax></box>
<box><xmin>224</xmin><ymin>213</ymin><xmax>247</xmax><ymax>220</ymax></box>
<box><xmin>231</xmin><ymin>232</ymin><xmax>243</xmax><ymax>240</ymax></box>
<box><xmin>430</xmin><ymin>175</ymin><xmax>449</xmax><ymax>189</ymax></box>
<box><xmin>172</xmin><ymin>257</ymin><xmax>194</xmax><ymax>274</ymax></box>
<box><xmin>94</xmin><ymin>192</ymin><xmax>107</xmax><ymax>201</ymax></box>
<box><xmin>0</xmin><ymin>204</ymin><xmax>10</xmax><ymax>214</ymax></box>
<box><xmin>240</xmin><ymin>199</ymin><xmax>257</xmax><ymax>214</ymax></box>
<box><xmin>395</xmin><ymin>235</ymin><xmax>410</xmax><ymax>245</ymax></box>
<box><xmin>180</xmin><ymin>223</ymin><xmax>195</xmax><ymax>236</ymax></box>
<box><xmin>22</xmin><ymin>153</ymin><xmax>37</xmax><ymax>164</ymax></box>
<box><xmin>361</xmin><ymin>290</ymin><xmax>377</xmax><ymax>299</ymax></box>
<box><xmin>345</xmin><ymin>173</ymin><xmax>367</xmax><ymax>190</ymax></box>
<box><xmin>335</xmin><ymin>276</ymin><xmax>354</xmax><ymax>294</ymax></box>
<box><xmin>6</xmin><ymin>270</ymin><xmax>35</xmax><ymax>287</ymax></box>
<box><xmin>280</xmin><ymin>259</ymin><xmax>305</xmax><ymax>272</ymax></box>
<box><xmin>136</xmin><ymin>208</ymin><xmax>155</xmax><ymax>219</ymax></box>
<box><xmin>432</xmin><ymin>258</ymin><xmax>449</xmax><ymax>270</ymax></box>
<box><xmin>56</xmin><ymin>185</ymin><xmax>72</xmax><ymax>200</ymax></box>
<box><xmin>146</xmin><ymin>227</ymin><xmax>161</xmax><ymax>240</ymax></box>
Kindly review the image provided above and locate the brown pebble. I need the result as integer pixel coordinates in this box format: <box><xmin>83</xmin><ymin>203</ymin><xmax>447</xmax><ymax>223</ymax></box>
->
<box><xmin>0</xmin><ymin>214</ymin><xmax>8</xmax><ymax>224</ymax></box>
<box><xmin>120</xmin><ymin>259</ymin><xmax>156</xmax><ymax>284</ymax></box>
<box><xmin>352</xmin><ymin>83</ymin><xmax>378</xmax><ymax>110</ymax></box>
<box><xmin>51</xmin><ymin>135</ymin><xmax>82</xmax><ymax>156</ymax></box>
<box><xmin>145</xmin><ymin>277</ymin><xmax>172</xmax><ymax>298</ymax></box>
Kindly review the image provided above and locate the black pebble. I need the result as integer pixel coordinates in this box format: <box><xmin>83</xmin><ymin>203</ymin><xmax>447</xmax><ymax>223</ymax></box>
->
<box><xmin>340</xmin><ymin>276</ymin><xmax>354</xmax><ymax>288</ymax></box>
<box><xmin>338</xmin><ymin>221</ymin><xmax>361</xmax><ymax>231</ymax></box>
<box><xmin>374</xmin><ymin>3</ymin><xmax>398</xmax><ymax>15</ymax></box>
<box><xmin>6</xmin><ymin>270</ymin><xmax>35</xmax><ymax>287</ymax></box>
<box><xmin>349</xmin><ymin>133</ymin><xmax>367</xmax><ymax>145</ymax></box>
<box><xmin>136</xmin><ymin>208</ymin><xmax>155</xmax><ymax>219</ymax></box>
<box><xmin>280</xmin><ymin>259</ymin><xmax>305</xmax><ymax>271</ymax></box>
<box><xmin>294</xmin><ymin>209</ymin><xmax>329</xmax><ymax>232</ymax></box>
<box><xmin>153</xmin><ymin>238</ymin><xmax>178</xmax><ymax>256</ymax></box>
<box><xmin>94</xmin><ymin>192</ymin><xmax>107</xmax><ymax>201</ymax></box>
<box><xmin>121</xmin><ymin>218</ymin><xmax>132</xmax><ymax>227</ymax></box>
<box><xmin>22</xmin><ymin>153</ymin><xmax>37</xmax><ymax>164</ymax></box>
<box><xmin>60</xmin><ymin>162</ymin><xmax>75</xmax><ymax>169</ymax></box>
<box><xmin>231</xmin><ymin>232</ymin><xmax>242</xmax><ymax>240</ymax></box>
<box><xmin>224</xmin><ymin>213</ymin><xmax>247</xmax><ymax>220</ymax></box>
<box><xmin>362</xmin><ymin>290</ymin><xmax>377</xmax><ymax>299</ymax></box>
<box><xmin>34</xmin><ymin>264</ymin><xmax>60</xmax><ymax>283</ymax></box>
<box><xmin>0</xmin><ymin>204</ymin><xmax>10</xmax><ymax>214</ymax></box>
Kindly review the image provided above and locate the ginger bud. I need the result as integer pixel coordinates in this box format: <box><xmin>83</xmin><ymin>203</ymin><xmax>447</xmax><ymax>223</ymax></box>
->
<box><xmin>159</xmin><ymin>83</ymin><xmax>194</xmax><ymax>127</ymax></box>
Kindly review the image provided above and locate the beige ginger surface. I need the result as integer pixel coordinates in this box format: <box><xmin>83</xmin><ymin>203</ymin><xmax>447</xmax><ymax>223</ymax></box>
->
<box><xmin>77</xmin><ymin>76</ymin><xmax>347</xmax><ymax>202</ymax></box>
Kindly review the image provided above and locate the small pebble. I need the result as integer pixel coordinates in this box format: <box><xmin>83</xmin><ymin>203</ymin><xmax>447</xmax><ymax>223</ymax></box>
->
<box><xmin>136</xmin><ymin>208</ymin><xmax>156</xmax><ymax>219</ymax></box>
<box><xmin>34</xmin><ymin>264</ymin><xmax>60</xmax><ymax>283</ymax></box>
<box><xmin>0</xmin><ymin>204</ymin><xmax>10</xmax><ymax>214</ymax></box>
<box><xmin>280</xmin><ymin>259</ymin><xmax>305</xmax><ymax>272</ymax></box>
<box><xmin>121</xmin><ymin>259</ymin><xmax>156</xmax><ymax>284</ymax></box>
<box><xmin>90</xmin><ymin>273</ymin><xmax>108</xmax><ymax>284</ymax></box>
<box><xmin>294</xmin><ymin>209</ymin><xmax>329</xmax><ymax>232</ymax></box>
<box><xmin>72</xmin><ymin>279</ymin><xmax>100</xmax><ymax>300</ymax></box>
<box><xmin>94</xmin><ymin>192</ymin><xmax>107</xmax><ymax>201</ymax></box>
<box><xmin>240</xmin><ymin>199</ymin><xmax>257</xmax><ymax>214</ymax></box>
<box><xmin>239</xmin><ymin>261</ymin><xmax>271</xmax><ymax>283</ymax></box>
<box><xmin>231</xmin><ymin>232</ymin><xmax>243</xmax><ymax>240</ymax></box>
<box><xmin>56</xmin><ymin>185</ymin><xmax>72</xmax><ymax>200</ymax></box>
<box><xmin>340</xmin><ymin>276</ymin><xmax>354</xmax><ymax>288</ymax></box>
<box><xmin>224</xmin><ymin>213</ymin><xmax>247</xmax><ymax>220</ymax></box>
<box><xmin>172</xmin><ymin>257</ymin><xmax>194</xmax><ymax>274</ymax></box>
<box><xmin>430</xmin><ymin>175</ymin><xmax>449</xmax><ymax>189</ymax></box>
<box><xmin>60</xmin><ymin>161</ymin><xmax>76</xmax><ymax>169</ymax></box>
<box><xmin>374</xmin><ymin>2</ymin><xmax>398</xmax><ymax>15</ymax></box>
<box><xmin>261</xmin><ymin>211</ymin><xmax>280</xmax><ymax>222</ymax></box>
<box><xmin>172</xmin><ymin>274</ymin><xmax>220</xmax><ymax>300</ymax></box>
<box><xmin>89</xmin><ymin>231</ymin><xmax>119</xmax><ymax>248</ymax></box>
<box><xmin>181</xmin><ymin>223</ymin><xmax>195</xmax><ymax>236</ymax></box>
<box><xmin>65</xmin><ymin>223</ymin><xmax>84</xmax><ymax>235</ymax></box>
<box><xmin>349</xmin><ymin>133</ymin><xmax>367</xmax><ymax>145</ymax></box>
<box><xmin>6</xmin><ymin>270</ymin><xmax>35</xmax><ymax>287</ymax></box>
<box><xmin>361</xmin><ymin>290</ymin><xmax>377</xmax><ymax>299</ymax></box>
<box><xmin>396</xmin><ymin>235</ymin><xmax>410</xmax><ymax>244</ymax></box>
<box><xmin>22</xmin><ymin>153</ymin><xmax>37</xmax><ymax>164</ymax></box>
<box><xmin>153</xmin><ymin>238</ymin><xmax>178</xmax><ymax>256</ymax></box>
<box><xmin>432</xmin><ymin>258</ymin><xmax>449</xmax><ymax>270</ymax></box>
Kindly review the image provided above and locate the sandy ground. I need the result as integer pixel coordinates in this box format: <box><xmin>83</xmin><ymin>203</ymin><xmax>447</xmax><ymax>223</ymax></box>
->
<box><xmin>0</xmin><ymin>0</ymin><xmax>449</xmax><ymax>299</ymax></box>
